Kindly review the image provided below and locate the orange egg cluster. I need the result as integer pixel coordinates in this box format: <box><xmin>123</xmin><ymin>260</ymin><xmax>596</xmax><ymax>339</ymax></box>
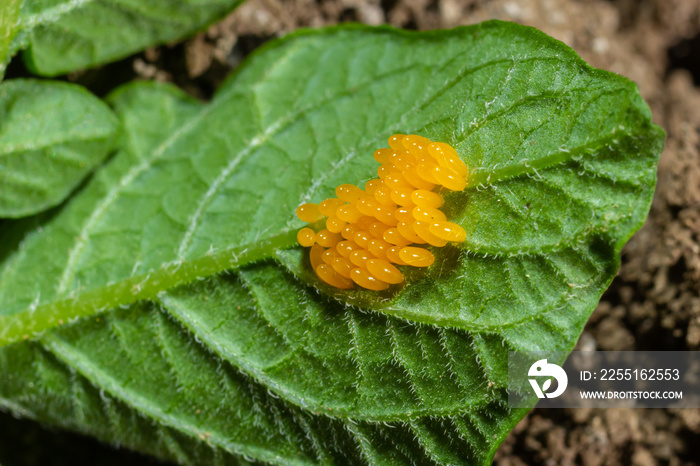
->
<box><xmin>296</xmin><ymin>134</ymin><xmax>468</xmax><ymax>290</ymax></box>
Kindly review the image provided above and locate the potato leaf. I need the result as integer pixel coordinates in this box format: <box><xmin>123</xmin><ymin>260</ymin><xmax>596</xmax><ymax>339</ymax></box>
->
<box><xmin>10</xmin><ymin>0</ymin><xmax>244</xmax><ymax>76</ymax></box>
<box><xmin>0</xmin><ymin>79</ymin><xmax>118</xmax><ymax>217</ymax></box>
<box><xmin>0</xmin><ymin>0</ymin><xmax>21</xmax><ymax>79</ymax></box>
<box><xmin>0</xmin><ymin>23</ymin><xmax>663</xmax><ymax>464</ymax></box>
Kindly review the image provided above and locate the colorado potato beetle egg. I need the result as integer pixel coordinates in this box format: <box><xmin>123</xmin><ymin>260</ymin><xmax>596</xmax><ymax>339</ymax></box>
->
<box><xmin>296</xmin><ymin>134</ymin><xmax>468</xmax><ymax>290</ymax></box>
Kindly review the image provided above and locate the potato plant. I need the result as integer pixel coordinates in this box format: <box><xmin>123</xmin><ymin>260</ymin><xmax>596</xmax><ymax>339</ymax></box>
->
<box><xmin>0</xmin><ymin>2</ymin><xmax>663</xmax><ymax>464</ymax></box>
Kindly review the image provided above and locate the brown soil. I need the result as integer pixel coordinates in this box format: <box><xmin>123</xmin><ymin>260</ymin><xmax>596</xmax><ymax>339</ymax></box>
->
<box><xmin>3</xmin><ymin>0</ymin><xmax>699</xmax><ymax>465</ymax></box>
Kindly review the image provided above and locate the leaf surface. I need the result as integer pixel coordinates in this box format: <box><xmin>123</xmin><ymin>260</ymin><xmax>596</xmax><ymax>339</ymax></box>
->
<box><xmin>0</xmin><ymin>79</ymin><xmax>118</xmax><ymax>217</ymax></box>
<box><xmin>0</xmin><ymin>0</ymin><xmax>21</xmax><ymax>79</ymax></box>
<box><xmin>10</xmin><ymin>0</ymin><xmax>244</xmax><ymax>76</ymax></box>
<box><xmin>0</xmin><ymin>22</ymin><xmax>663</xmax><ymax>464</ymax></box>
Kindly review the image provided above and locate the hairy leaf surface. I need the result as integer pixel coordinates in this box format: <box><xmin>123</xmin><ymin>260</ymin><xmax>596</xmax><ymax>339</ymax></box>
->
<box><xmin>0</xmin><ymin>79</ymin><xmax>118</xmax><ymax>217</ymax></box>
<box><xmin>0</xmin><ymin>0</ymin><xmax>21</xmax><ymax>79</ymax></box>
<box><xmin>0</xmin><ymin>22</ymin><xmax>663</xmax><ymax>464</ymax></box>
<box><xmin>10</xmin><ymin>0</ymin><xmax>243</xmax><ymax>76</ymax></box>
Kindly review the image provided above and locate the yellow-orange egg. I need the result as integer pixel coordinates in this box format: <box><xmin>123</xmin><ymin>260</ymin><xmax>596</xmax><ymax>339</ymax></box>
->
<box><xmin>336</xmin><ymin>204</ymin><xmax>363</xmax><ymax>223</ymax></box>
<box><xmin>414</xmin><ymin>161</ymin><xmax>441</xmax><ymax>185</ymax></box>
<box><xmin>384</xmin><ymin>170</ymin><xmax>413</xmax><ymax>190</ymax></box>
<box><xmin>373</xmin><ymin>185</ymin><xmax>395</xmax><ymax>206</ymax></box>
<box><xmin>397</xmin><ymin>222</ymin><xmax>426</xmax><ymax>244</ymax></box>
<box><xmin>432</xmin><ymin>165</ymin><xmax>467</xmax><ymax>191</ymax></box>
<box><xmin>373</xmin><ymin>148</ymin><xmax>394</xmax><ymax>165</ymax></box>
<box><xmin>366</xmin><ymin>259</ymin><xmax>404</xmax><ymax>284</ymax></box>
<box><xmin>412</xmin><ymin>221</ymin><xmax>448</xmax><ymax>247</ymax></box>
<box><xmin>389</xmin><ymin>186</ymin><xmax>413</xmax><ymax>206</ymax></box>
<box><xmin>317</xmin><ymin>264</ymin><xmax>354</xmax><ymax>289</ymax></box>
<box><xmin>368</xmin><ymin>221</ymin><xmax>390</xmax><ymax>239</ymax></box>
<box><xmin>377</xmin><ymin>164</ymin><xmax>392</xmax><ymax>179</ymax></box>
<box><xmin>322</xmin><ymin>248</ymin><xmax>338</xmax><ymax>265</ymax></box>
<box><xmin>402</xmin><ymin>134</ymin><xmax>432</xmax><ymax>158</ymax></box>
<box><xmin>412</xmin><ymin>206</ymin><xmax>447</xmax><ymax>223</ymax></box>
<box><xmin>383</xmin><ymin>227</ymin><xmax>412</xmax><ymax>247</ymax></box>
<box><xmin>319</xmin><ymin>198</ymin><xmax>346</xmax><ymax>217</ymax></box>
<box><xmin>367</xmin><ymin>238</ymin><xmax>391</xmax><ymax>258</ymax></box>
<box><xmin>402</xmin><ymin>166</ymin><xmax>436</xmax><ymax>190</ymax></box>
<box><xmin>297</xmin><ymin>228</ymin><xmax>316</xmax><ymax>247</ymax></box>
<box><xmin>331</xmin><ymin>256</ymin><xmax>354</xmax><ymax>278</ymax></box>
<box><xmin>356</xmin><ymin>197</ymin><xmax>380</xmax><ymax>217</ymax></box>
<box><xmin>391</xmin><ymin>150</ymin><xmax>416</xmax><ymax>172</ymax></box>
<box><xmin>394</xmin><ymin>206</ymin><xmax>415</xmax><ymax>223</ymax></box>
<box><xmin>374</xmin><ymin>205</ymin><xmax>398</xmax><ymax>226</ymax></box>
<box><xmin>399</xmin><ymin>247</ymin><xmax>435</xmax><ymax>267</ymax></box>
<box><xmin>428</xmin><ymin>142</ymin><xmax>468</xmax><ymax>177</ymax></box>
<box><xmin>310</xmin><ymin>244</ymin><xmax>325</xmax><ymax>270</ymax></box>
<box><xmin>349</xmin><ymin>249</ymin><xmax>373</xmax><ymax>267</ymax></box>
<box><xmin>364</xmin><ymin>179</ymin><xmax>383</xmax><ymax>195</ymax></box>
<box><xmin>336</xmin><ymin>184</ymin><xmax>365</xmax><ymax>202</ymax></box>
<box><xmin>353</xmin><ymin>231</ymin><xmax>372</xmax><ymax>248</ymax></box>
<box><xmin>315</xmin><ymin>229</ymin><xmax>342</xmax><ymax>248</ymax></box>
<box><xmin>350</xmin><ymin>267</ymin><xmax>390</xmax><ymax>290</ymax></box>
<box><xmin>341</xmin><ymin>223</ymin><xmax>359</xmax><ymax>240</ymax></box>
<box><xmin>296</xmin><ymin>203</ymin><xmax>323</xmax><ymax>223</ymax></box>
<box><xmin>430</xmin><ymin>221</ymin><xmax>467</xmax><ymax>242</ymax></box>
<box><xmin>411</xmin><ymin>189</ymin><xmax>443</xmax><ymax>209</ymax></box>
<box><xmin>326</xmin><ymin>216</ymin><xmax>346</xmax><ymax>233</ymax></box>
<box><xmin>386</xmin><ymin>246</ymin><xmax>407</xmax><ymax>265</ymax></box>
<box><xmin>336</xmin><ymin>240</ymin><xmax>360</xmax><ymax>257</ymax></box>
<box><xmin>388</xmin><ymin>134</ymin><xmax>407</xmax><ymax>150</ymax></box>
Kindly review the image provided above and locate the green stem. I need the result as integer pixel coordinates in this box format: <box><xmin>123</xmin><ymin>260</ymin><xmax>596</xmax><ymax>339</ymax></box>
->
<box><xmin>0</xmin><ymin>229</ymin><xmax>300</xmax><ymax>347</ymax></box>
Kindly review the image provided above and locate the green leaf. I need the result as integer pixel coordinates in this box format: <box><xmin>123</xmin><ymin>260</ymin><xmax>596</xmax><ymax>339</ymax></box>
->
<box><xmin>11</xmin><ymin>0</ymin><xmax>244</xmax><ymax>76</ymax></box>
<box><xmin>0</xmin><ymin>22</ymin><xmax>663</xmax><ymax>464</ymax></box>
<box><xmin>0</xmin><ymin>79</ymin><xmax>118</xmax><ymax>218</ymax></box>
<box><xmin>0</xmin><ymin>0</ymin><xmax>21</xmax><ymax>79</ymax></box>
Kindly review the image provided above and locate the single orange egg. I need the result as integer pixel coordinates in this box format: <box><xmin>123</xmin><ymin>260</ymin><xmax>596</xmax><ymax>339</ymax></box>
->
<box><xmin>412</xmin><ymin>206</ymin><xmax>447</xmax><ymax>223</ymax></box>
<box><xmin>432</xmin><ymin>165</ymin><xmax>467</xmax><ymax>191</ymax></box>
<box><xmin>411</xmin><ymin>189</ymin><xmax>443</xmax><ymax>209</ymax></box>
<box><xmin>331</xmin><ymin>256</ymin><xmax>354</xmax><ymax>278</ymax></box>
<box><xmin>399</xmin><ymin>247</ymin><xmax>435</xmax><ymax>267</ymax></box>
<box><xmin>350</xmin><ymin>267</ymin><xmax>390</xmax><ymax>291</ymax></box>
<box><xmin>296</xmin><ymin>203</ymin><xmax>323</xmax><ymax>223</ymax></box>
<box><xmin>383</xmin><ymin>227</ymin><xmax>412</xmax><ymax>247</ymax></box>
<box><xmin>297</xmin><ymin>228</ymin><xmax>316</xmax><ymax>247</ymax></box>
<box><xmin>317</xmin><ymin>264</ymin><xmax>354</xmax><ymax>289</ymax></box>
<box><xmin>326</xmin><ymin>216</ymin><xmax>346</xmax><ymax>233</ymax></box>
<box><xmin>336</xmin><ymin>240</ymin><xmax>360</xmax><ymax>257</ymax></box>
<box><xmin>349</xmin><ymin>249</ymin><xmax>373</xmax><ymax>267</ymax></box>
<box><xmin>366</xmin><ymin>259</ymin><xmax>404</xmax><ymax>284</ymax></box>
<box><xmin>430</xmin><ymin>221</ymin><xmax>467</xmax><ymax>242</ymax></box>
<box><xmin>315</xmin><ymin>229</ymin><xmax>342</xmax><ymax>248</ymax></box>
<box><xmin>336</xmin><ymin>184</ymin><xmax>365</xmax><ymax>202</ymax></box>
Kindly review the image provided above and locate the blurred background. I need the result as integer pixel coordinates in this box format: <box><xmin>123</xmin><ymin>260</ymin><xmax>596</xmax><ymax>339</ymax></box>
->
<box><xmin>3</xmin><ymin>0</ymin><xmax>700</xmax><ymax>464</ymax></box>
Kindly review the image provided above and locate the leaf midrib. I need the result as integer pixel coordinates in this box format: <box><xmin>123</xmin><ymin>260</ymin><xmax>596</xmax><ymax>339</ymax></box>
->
<box><xmin>0</xmin><ymin>131</ymin><xmax>114</xmax><ymax>157</ymax></box>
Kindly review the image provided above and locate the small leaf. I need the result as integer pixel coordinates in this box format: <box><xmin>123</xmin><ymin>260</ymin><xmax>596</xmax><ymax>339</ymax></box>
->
<box><xmin>0</xmin><ymin>79</ymin><xmax>118</xmax><ymax>218</ymax></box>
<box><xmin>11</xmin><ymin>0</ymin><xmax>244</xmax><ymax>76</ymax></box>
<box><xmin>0</xmin><ymin>0</ymin><xmax>21</xmax><ymax>79</ymax></box>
